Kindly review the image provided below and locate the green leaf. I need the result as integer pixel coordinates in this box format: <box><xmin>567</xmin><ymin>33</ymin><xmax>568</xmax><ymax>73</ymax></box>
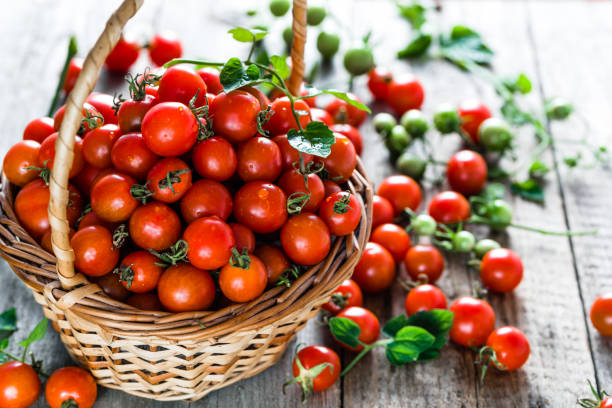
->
<box><xmin>288</xmin><ymin>121</ymin><xmax>336</xmax><ymax>158</ymax></box>
<box><xmin>18</xmin><ymin>318</ymin><xmax>48</xmax><ymax>350</ymax></box>
<box><xmin>406</xmin><ymin>310</ymin><xmax>453</xmax><ymax>350</ymax></box>
<box><xmin>500</xmin><ymin>100</ymin><xmax>531</xmax><ymax>126</ymax></box>
<box><xmin>228</xmin><ymin>27</ymin><xmax>268</xmax><ymax>43</ymax></box>
<box><xmin>0</xmin><ymin>309</ymin><xmax>17</xmax><ymax>343</ymax></box>
<box><xmin>487</xmin><ymin>166</ymin><xmax>510</xmax><ymax>182</ymax></box>
<box><xmin>270</xmin><ymin>55</ymin><xmax>290</xmax><ymax>80</ymax></box>
<box><xmin>481</xmin><ymin>182</ymin><xmax>506</xmax><ymax>201</ymax></box>
<box><xmin>385</xmin><ymin>326</ymin><xmax>435</xmax><ymax>366</ymax></box>
<box><xmin>397</xmin><ymin>32</ymin><xmax>432</xmax><ymax>59</ymax></box>
<box><xmin>503</xmin><ymin>73</ymin><xmax>532</xmax><ymax>94</ymax></box>
<box><xmin>528</xmin><ymin>160</ymin><xmax>550</xmax><ymax>178</ymax></box>
<box><xmin>382</xmin><ymin>314</ymin><xmax>410</xmax><ymax>338</ymax></box>
<box><xmin>304</xmin><ymin>87</ymin><xmax>371</xmax><ymax>113</ymax></box>
<box><xmin>440</xmin><ymin>25</ymin><xmax>493</xmax><ymax>69</ymax></box>
<box><xmin>397</xmin><ymin>2</ymin><xmax>427</xmax><ymax>29</ymax></box>
<box><xmin>329</xmin><ymin>317</ymin><xmax>361</xmax><ymax>349</ymax></box>
<box><xmin>220</xmin><ymin>58</ymin><xmax>263</xmax><ymax>93</ymax></box>
<box><xmin>0</xmin><ymin>338</ymin><xmax>8</xmax><ymax>351</ymax></box>
<box><xmin>417</xmin><ymin>349</ymin><xmax>440</xmax><ymax>362</ymax></box>
<box><xmin>511</xmin><ymin>179</ymin><xmax>544</xmax><ymax>202</ymax></box>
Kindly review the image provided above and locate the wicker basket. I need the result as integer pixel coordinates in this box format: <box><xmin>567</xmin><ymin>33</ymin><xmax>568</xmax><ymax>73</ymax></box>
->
<box><xmin>0</xmin><ymin>0</ymin><xmax>372</xmax><ymax>402</ymax></box>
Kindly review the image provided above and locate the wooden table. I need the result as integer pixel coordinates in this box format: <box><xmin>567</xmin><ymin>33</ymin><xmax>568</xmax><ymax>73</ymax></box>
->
<box><xmin>1</xmin><ymin>0</ymin><xmax>610</xmax><ymax>406</ymax></box>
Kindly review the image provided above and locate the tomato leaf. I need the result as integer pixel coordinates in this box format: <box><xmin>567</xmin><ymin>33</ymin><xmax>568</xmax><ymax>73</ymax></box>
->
<box><xmin>528</xmin><ymin>160</ymin><xmax>550</xmax><ymax>179</ymax></box>
<box><xmin>329</xmin><ymin>317</ymin><xmax>361</xmax><ymax>349</ymax></box>
<box><xmin>502</xmin><ymin>73</ymin><xmax>532</xmax><ymax>95</ymax></box>
<box><xmin>287</xmin><ymin>121</ymin><xmax>336</xmax><ymax>158</ymax></box>
<box><xmin>397</xmin><ymin>32</ymin><xmax>432</xmax><ymax>59</ymax></box>
<box><xmin>385</xmin><ymin>326</ymin><xmax>435</xmax><ymax>366</ymax></box>
<box><xmin>220</xmin><ymin>58</ymin><xmax>263</xmax><ymax>93</ymax></box>
<box><xmin>382</xmin><ymin>314</ymin><xmax>410</xmax><ymax>338</ymax></box>
<box><xmin>405</xmin><ymin>310</ymin><xmax>454</xmax><ymax>350</ymax></box>
<box><xmin>0</xmin><ymin>308</ymin><xmax>17</xmax><ymax>343</ymax></box>
<box><xmin>270</xmin><ymin>55</ymin><xmax>290</xmax><ymax>80</ymax></box>
<box><xmin>17</xmin><ymin>318</ymin><xmax>48</xmax><ymax>350</ymax></box>
<box><xmin>500</xmin><ymin>100</ymin><xmax>531</xmax><ymax>126</ymax></box>
<box><xmin>440</xmin><ymin>25</ymin><xmax>493</xmax><ymax>69</ymax></box>
<box><xmin>397</xmin><ymin>2</ymin><xmax>427</xmax><ymax>29</ymax></box>
<box><xmin>417</xmin><ymin>349</ymin><xmax>440</xmax><ymax>362</ymax></box>
<box><xmin>228</xmin><ymin>27</ymin><xmax>268</xmax><ymax>43</ymax></box>
<box><xmin>302</xmin><ymin>87</ymin><xmax>371</xmax><ymax>113</ymax></box>
<box><xmin>511</xmin><ymin>178</ymin><xmax>545</xmax><ymax>202</ymax></box>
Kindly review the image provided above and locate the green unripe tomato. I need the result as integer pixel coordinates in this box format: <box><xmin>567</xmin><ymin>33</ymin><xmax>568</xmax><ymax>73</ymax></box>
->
<box><xmin>343</xmin><ymin>47</ymin><xmax>375</xmax><ymax>76</ymax></box>
<box><xmin>479</xmin><ymin>118</ymin><xmax>513</xmax><ymax>152</ymax></box>
<box><xmin>546</xmin><ymin>97</ymin><xmax>574</xmax><ymax>120</ymax></box>
<box><xmin>452</xmin><ymin>230</ymin><xmax>476</xmax><ymax>252</ymax></box>
<box><xmin>473</xmin><ymin>239</ymin><xmax>501</xmax><ymax>259</ymax></box>
<box><xmin>412</xmin><ymin>214</ymin><xmax>437</xmax><ymax>236</ymax></box>
<box><xmin>316</xmin><ymin>32</ymin><xmax>340</xmax><ymax>59</ymax></box>
<box><xmin>433</xmin><ymin>103</ymin><xmax>460</xmax><ymax>134</ymax></box>
<box><xmin>282</xmin><ymin>27</ymin><xmax>293</xmax><ymax>49</ymax></box>
<box><xmin>400</xmin><ymin>109</ymin><xmax>429</xmax><ymax>138</ymax></box>
<box><xmin>307</xmin><ymin>6</ymin><xmax>327</xmax><ymax>25</ymax></box>
<box><xmin>373</xmin><ymin>113</ymin><xmax>397</xmax><ymax>134</ymax></box>
<box><xmin>388</xmin><ymin>125</ymin><xmax>412</xmax><ymax>154</ymax></box>
<box><xmin>270</xmin><ymin>0</ymin><xmax>291</xmax><ymax>16</ymax></box>
<box><xmin>486</xmin><ymin>199</ymin><xmax>513</xmax><ymax>230</ymax></box>
<box><xmin>396</xmin><ymin>153</ymin><xmax>427</xmax><ymax>180</ymax></box>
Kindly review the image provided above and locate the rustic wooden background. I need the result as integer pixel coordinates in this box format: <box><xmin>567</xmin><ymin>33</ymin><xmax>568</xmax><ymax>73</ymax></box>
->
<box><xmin>1</xmin><ymin>0</ymin><xmax>610</xmax><ymax>407</ymax></box>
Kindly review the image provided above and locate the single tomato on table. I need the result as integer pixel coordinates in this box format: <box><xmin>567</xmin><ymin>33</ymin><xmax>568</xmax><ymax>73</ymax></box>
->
<box><xmin>370</xmin><ymin>223</ymin><xmax>411</xmax><ymax>262</ymax></box>
<box><xmin>404</xmin><ymin>244</ymin><xmax>445</xmax><ymax>283</ymax></box>
<box><xmin>377</xmin><ymin>175</ymin><xmax>422</xmax><ymax>215</ymax></box>
<box><xmin>352</xmin><ymin>242</ymin><xmax>396</xmax><ymax>293</ymax></box>
<box><xmin>0</xmin><ymin>361</ymin><xmax>41</xmax><ymax>408</ymax></box>
<box><xmin>287</xmin><ymin>345</ymin><xmax>341</xmax><ymax>401</ymax></box>
<box><xmin>334</xmin><ymin>306</ymin><xmax>380</xmax><ymax>351</ymax></box>
<box><xmin>322</xmin><ymin>279</ymin><xmax>363</xmax><ymax>315</ymax></box>
<box><xmin>405</xmin><ymin>284</ymin><xmax>447</xmax><ymax>316</ymax></box>
<box><xmin>45</xmin><ymin>366</ymin><xmax>97</xmax><ymax>408</ymax></box>
<box><xmin>449</xmin><ymin>297</ymin><xmax>495</xmax><ymax>347</ymax></box>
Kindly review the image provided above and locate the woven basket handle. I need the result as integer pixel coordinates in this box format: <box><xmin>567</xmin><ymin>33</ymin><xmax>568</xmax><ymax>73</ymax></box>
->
<box><xmin>48</xmin><ymin>0</ymin><xmax>308</xmax><ymax>289</ymax></box>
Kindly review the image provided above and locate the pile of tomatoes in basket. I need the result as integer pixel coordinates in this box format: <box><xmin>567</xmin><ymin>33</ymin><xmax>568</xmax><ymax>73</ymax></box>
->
<box><xmin>3</xmin><ymin>60</ymin><xmax>369</xmax><ymax>314</ymax></box>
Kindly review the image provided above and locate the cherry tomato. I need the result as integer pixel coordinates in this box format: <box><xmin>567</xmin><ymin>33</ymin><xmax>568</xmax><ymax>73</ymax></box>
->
<box><xmin>38</xmin><ymin>133</ymin><xmax>85</xmax><ymax>179</ymax></box>
<box><xmin>126</xmin><ymin>293</ymin><xmax>163</xmax><ymax>311</ymax></box>
<box><xmin>183</xmin><ymin>216</ymin><xmax>235</xmax><ymax>270</ymax></box>
<box><xmin>229</xmin><ymin>223</ymin><xmax>255</xmax><ymax>253</ymax></box>
<box><xmin>157</xmin><ymin>66</ymin><xmax>208</xmax><ymax>107</ymax></box>
<box><xmin>377</xmin><ymin>175</ymin><xmax>422</xmax><ymax>215</ymax></box>
<box><xmin>0</xmin><ymin>361</ymin><xmax>41</xmax><ymax>408</ymax></box>
<box><xmin>62</xmin><ymin>57</ymin><xmax>83</xmax><ymax>94</ymax></box>
<box><xmin>116</xmin><ymin>251</ymin><xmax>163</xmax><ymax>293</ymax></box>
<box><xmin>148</xmin><ymin>31</ymin><xmax>183</xmax><ymax>66</ymax></box>
<box><xmin>243</xmin><ymin>85</ymin><xmax>271</xmax><ymax>110</ymax></box>
<box><xmin>371</xmin><ymin>194</ymin><xmax>395</xmax><ymax>229</ymax></box>
<box><xmin>335</xmin><ymin>306</ymin><xmax>380</xmax><ymax>351</ymax></box>
<box><xmin>447</xmin><ymin>150</ymin><xmax>487</xmax><ymax>195</ymax></box>
<box><xmin>234</xmin><ymin>181</ymin><xmax>288</xmax><ymax>234</ymax></box>
<box><xmin>278</xmin><ymin>169</ymin><xmax>325</xmax><ymax>213</ymax></box>
<box><xmin>45</xmin><ymin>366</ymin><xmax>97</xmax><ymax>408</ymax></box>
<box><xmin>3</xmin><ymin>140</ymin><xmax>41</xmax><ymax>186</ymax></box>
<box><xmin>458</xmin><ymin>99</ymin><xmax>492</xmax><ymax>144</ymax></box>
<box><xmin>23</xmin><ymin>117</ymin><xmax>55</xmax><ymax>143</ymax></box>
<box><xmin>219</xmin><ymin>253</ymin><xmax>267</xmax><ymax>303</ymax></box>
<box><xmin>323</xmin><ymin>133</ymin><xmax>357</xmax><ymax>182</ymax></box>
<box><xmin>41</xmin><ymin>228</ymin><xmax>75</xmax><ymax>254</ymax></box>
<box><xmin>291</xmin><ymin>346</ymin><xmax>341</xmax><ymax>394</ymax></box>
<box><xmin>129</xmin><ymin>202</ymin><xmax>181</xmax><ymax>251</ymax></box>
<box><xmin>211</xmin><ymin>90</ymin><xmax>260</xmax><ymax>143</ymax></box>
<box><xmin>352</xmin><ymin>242</ymin><xmax>396</xmax><ymax>292</ymax></box>
<box><xmin>405</xmin><ymin>284</ymin><xmax>447</xmax><ymax>316</ymax></box>
<box><xmin>82</xmin><ymin>124</ymin><xmax>120</xmax><ymax>169</ymax></box>
<box><xmin>281</xmin><ymin>213</ymin><xmax>331</xmax><ymax>265</ymax></box>
<box><xmin>53</xmin><ymin>102</ymin><xmax>103</xmax><ymax>133</ymax></box>
<box><xmin>86</xmin><ymin>92</ymin><xmax>118</xmax><ymax>125</ymax></box>
<box><xmin>591</xmin><ymin>293</ymin><xmax>612</xmax><ymax>337</ymax></box>
<box><xmin>95</xmin><ymin>271</ymin><xmax>130</xmax><ymax>301</ymax></box>
<box><xmin>264</xmin><ymin>97</ymin><xmax>311</xmax><ymax>136</ymax></box>
<box><xmin>330</xmin><ymin>124</ymin><xmax>363</xmax><ymax>155</ymax></box>
<box><xmin>192</xmin><ymin>136</ymin><xmax>237</xmax><ymax>181</ymax></box>
<box><xmin>255</xmin><ymin>244</ymin><xmax>290</xmax><ymax>285</ymax></box>
<box><xmin>145</xmin><ymin>157</ymin><xmax>192</xmax><ymax>203</ymax></box>
<box><xmin>449</xmin><ymin>297</ymin><xmax>495</xmax><ymax>347</ymax></box>
<box><xmin>404</xmin><ymin>244</ymin><xmax>444</xmax><ymax>283</ymax></box>
<box><xmin>318</xmin><ymin>191</ymin><xmax>362</xmax><ymax>236</ymax></box>
<box><xmin>180</xmin><ymin>179</ymin><xmax>232</xmax><ymax>224</ymax></box>
<box><xmin>77</xmin><ymin>211</ymin><xmax>117</xmax><ymax>231</ymax></box>
<box><xmin>322</xmin><ymin>279</ymin><xmax>363</xmax><ymax>315</ymax></box>
<box><xmin>485</xmin><ymin>326</ymin><xmax>530</xmax><ymax>371</ymax></box>
<box><xmin>325</xmin><ymin>93</ymin><xmax>366</xmax><ymax>127</ymax></box>
<box><xmin>237</xmin><ymin>136</ymin><xmax>282</xmax><ymax>182</ymax></box>
<box><xmin>105</xmin><ymin>34</ymin><xmax>140</xmax><ymax>72</ymax></box>
<box><xmin>323</xmin><ymin>179</ymin><xmax>342</xmax><ymax>197</ymax></box>
<box><xmin>157</xmin><ymin>264</ymin><xmax>216</xmax><ymax>312</ymax></box>
<box><xmin>272</xmin><ymin>134</ymin><xmax>314</xmax><ymax>171</ymax></box>
<box><xmin>367</xmin><ymin>67</ymin><xmax>393</xmax><ymax>100</ymax></box>
<box><xmin>117</xmin><ymin>94</ymin><xmax>156</xmax><ymax>133</ymax></box>
<box><xmin>310</xmin><ymin>107</ymin><xmax>333</xmax><ymax>126</ymax></box>
<box><xmin>71</xmin><ymin>225</ymin><xmax>119</xmax><ymax>277</ymax></box>
<box><xmin>428</xmin><ymin>191</ymin><xmax>471</xmax><ymax>224</ymax></box>
<box><xmin>72</xmin><ymin>165</ymin><xmax>106</xmax><ymax>196</ymax></box>
<box><xmin>110</xmin><ymin>132</ymin><xmax>159</xmax><ymax>180</ymax></box>
<box><xmin>141</xmin><ymin>101</ymin><xmax>198</xmax><ymax>156</ymax></box>
<box><xmin>370</xmin><ymin>223</ymin><xmax>411</xmax><ymax>262</ymax></box>
<box><xmin>197</xmin><ymin>67</ymin><xmax>223</xmax><ymax>95</ymax></box>
<box><xmin>387</xmin><ymin>73</ymin><xmax>425</xmax><ymax>115</ymax></box>
<box><xmin>480</xmin><ymin>248</ymin><xmax>523</xmax><ymax>293</ymax></box>
<box><xmin>90</xmin><ymin>173</ymin><xmax>138</xmax><ymax>222</ymax></box>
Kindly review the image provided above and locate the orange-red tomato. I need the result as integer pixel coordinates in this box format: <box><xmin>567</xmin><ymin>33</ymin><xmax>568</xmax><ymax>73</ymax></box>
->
<box><xmin>322</xmin><ymin>134</ymin><xmax>357</xmax><ymax>182</ymax></box>
<box><xmin>219</xmin><ymin>254</ymin><xmax>268</xmax><ymax>303</ymax></box>
<box><xmin>480</xmin><ymin>248</ymin><xmax>524</xmax><ymax>293</ymax></box>
<box><xmin>322</xmin><ymin>279</ymin><xmax>363</xmax><ymax>315</ymax></box>
<box><xmin>90</xmin><ymin>173</ymin><xmax>139</xmax><ymax>222</ymax></box>
<box><xmin>117</xmin><ymin>251</ymin><xmax>164</xmax><ymax>293</ymax></box>
<box><xmin>71</xmin><ymin>225</ymin><xmax>119</xmax><ymax>277</ymax></box>
<box><xmin>377</xmin><ymin>175</ymin><xmax>422</xmax><ymax>215</ymax></box>
<box><xmin>404</xmin><ymin>244</ymin><xmax>445</xmax><ymax>283</ymax></box>
<box><xmin>38</xmin><ymin>133</ymin><xmax>85</xmax><ymax>179</ymax></box>
<box><xmin>318</xmin><ymin>191</ymin><xmax>362</xmax><ymax>236</ymax></box>
<box><xmin>157</xmin><ymin>264</ymin><xmax>216</xmax><ymax>312</ymax></box>
<box><xmin>45</xmin><ymin>366</ymin><xmax>97</xmax><ymax>408</ymax></box>
<box><xmin>428</xmin><ymin>191</ymin><xmax>471</xmax><ymax>224</ymax></box>
<box><xmin>458</xmin><ymin>99</ymin><xmax>492</xmax><ymax>144</ymax></box>
<box><xmin>446</xmin><ymin>150</ymin><xmax>487</xmax><ymax>196</ymax></box>
<box><xmin>371</xmin><ymin>194</ymin><xmax>395</xmax><ymax>229</ymax></box>
<box><xmin>278</xmin><ymin>169</ymin><xmax>325</xmax><ymax>213</ymax></box>
<box><xmin>3</xmin><ymin>140</ymin><xmax>41</xmax><ymax>186</ymax></box>
<box><xmin>23</xmin><ymin>117</ymin><xmax>55</xmax><ymax>143</ymax></box>
<box><xmin>272</xmin><ymin>134</ymin><xmax>314</xmax><ymax>172</ymax></box>
<box><xmin>449</xmin><ymin>297</ymin><xmax>495</xmax><ymax>347</ymax></box>
<box><xmin>237</xmin><ymin>136</ymin><xmax>282</xmax><ymax>182</ymax></box>
<box><xmin>230</xmin><ymin>223</ymin><xmax>256</xmax><ymax>253</ymax></box>
<box><xmin>281</xmin><ymin>213</ymin><xmax>331</xmax><ymax>266</ymax></box>
<box><xmin>352</xmin><ymin>242</ymin><xmax>396</xmax><ymax>292</ymax></box>
<box><xmin>233</xmin><ymin>181</ymin><xmax>288</xmax><ymax>234</ymax></box>
<box><xmin>255</xmin><ymin>244</ymin><xmax>291</xmax><ymax>285</ymax></box>
<box><xmin>0</xmin><ymin>361</ymin><xmax>41</xmax><ymax>408</ymax></box>
<box><xmin>485</xmin><ymin>326</ymin><xmax>530</xmax><ymax>371</ymax></box>
<box><xmin>325</xmin><ymin>93</ymin><xmax>366</xmax><ymax>127</ymax></box>
<box><xmin>405</xmin><ymin>284</ymin><xmax>447</xmax><ymax>316</ymax></box>
<box><xmin>370</xmin><ymin>223</ymin><xmax>411</xmax><ymax>262</ymax></box>
<box><xmin>291</xmin><ymin>346</ymin><xmax>341</xmax><ymax>393</ymax></box>
<box><xmin>180</xmin><ymin>179</ymin><xmax>232</xmax><ymax>223</ymax></box>
<box><xmin>591</xmin><ymin>293</ymin><xmax>612</xmax><ymax>337</ymax></box>
<box><xmin>210</xmin><ymin>90</ymin><xmax>260</xmax><ymax>143</ymax></box>
<box><xmin>192</xmin><ymin>136</ymin><xmax>237</xmax><ymax>181</ymax></box>
<box><xmin>335</xmin><ymin>306</ymin><xmax>380</xmax><ymax>351</ymax></box>
<box><xmin>183</xmin><ymin>216</ymin><xmax>235</xmax><ymax>270</ymax></box>
<box><xmin>264</xmin><ymin>97</ymin><xmax>311</xmax><ymax>136</ymax></box>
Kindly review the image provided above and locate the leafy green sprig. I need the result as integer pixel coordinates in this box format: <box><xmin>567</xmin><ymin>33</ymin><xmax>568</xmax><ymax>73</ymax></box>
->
<box><xmin>0</xmin><ymin>308</ymin><xmax>49</xmax><ymax>376</ymax></box>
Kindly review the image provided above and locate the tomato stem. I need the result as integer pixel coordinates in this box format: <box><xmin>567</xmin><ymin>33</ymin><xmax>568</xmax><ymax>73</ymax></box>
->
<box><xmin>48</xmin><ymin>35</ymin><xmax>78</xmax><ymax>116</ymax></box>
<box><xmin>340</xmin><ymin>339</ymin><xmax>392</xmax><ymax>376</ymax></box>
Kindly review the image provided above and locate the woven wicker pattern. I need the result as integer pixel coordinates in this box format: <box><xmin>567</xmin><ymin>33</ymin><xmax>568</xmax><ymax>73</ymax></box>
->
<box><xmin>0</xmin><ymin>0</ymin><xmax>373</xmax><ymax>401</ymax></box>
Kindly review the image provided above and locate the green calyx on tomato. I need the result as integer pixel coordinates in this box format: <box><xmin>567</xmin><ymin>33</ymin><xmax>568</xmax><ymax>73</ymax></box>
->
<box><xmin>148</xmin><ymin>239</ymin><xmax>189</xmax><ymax>267</ymax></box>
<box><xmin>114</xmin><ymin>264</ymin><xmax>135</xmax><ymax>288</ymax></box>
<box><xmin>578</xmin><ymin>380</ymin><xmax>610</xmax><ymax>408</ymax></box>
<box><xmin>287</xmin><ymin>191</ymin><xmax>312</xmax><ymax>215</ymax></box>
<box><xmin>229</xmin><ymin>247</ymin><xmax>252</xmax><ymax>270</ymax></box>
<box><xmin>276</xmin><ymin>265</ymin><xmax>302</xmax><ymax>288</ymax></box>
<box><xmin>283</xmin><ymin>345</ymin><xmax>333</xmax><ymax>402</ymax></box>
<box><xmin>332</xmin><ymin>192</ymin><xmax>353</xmax><ymax>214</ymax></box>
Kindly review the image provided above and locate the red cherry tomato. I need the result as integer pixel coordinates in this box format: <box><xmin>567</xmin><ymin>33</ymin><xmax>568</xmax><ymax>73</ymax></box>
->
<box><xmin>0</xmin><ymin>361</ymin><xmax>41</xmax><ymax>408</ymax></box>
<box><xmin>387</xmin><ymin>73</ymin><xmax>425</xmax><ymax>115</ymax></box>
<box><xmin>82</xmin><ymin>124</ymin><xmax>120</xmax><ymax>169</ymax></box>
<box><xmin>63</xmin><ymin>57</ymin><xmax>83</xmax><ymax>94</ymax></box>
<box><xmin>323</xmin><ymin>133</ymin><xmax>357</xmax><ymax>182</ymax></box>
<box><xmin>73</xmin><ymin>165</ymin><xmax>107</xmax><ymax>196</ymax></box>
<box><xmin>86</xmin><ymin>92</ymin><xmax>118</xmax><ymax>125</ymax></box>
<box><xmin>278</xmin><ymin>169</ymin><xmax>325</xmax><ymax>213</ymax></box>
<box><xmin>377</xmin><ymin>175</ymin><xmax>422</xmax><ymax>215</ymax></box>
<box><xmin>126</xmin><ymin>292</ymin><xmax>163</xmax><ymax>311</ymax></box>
<box><xmin>3</xmin><ymin>140</ymin><xmax>41</xmax><ymax>186</ymax></box>
<box><xmin>41</xmin><ymin>228</ymin><xmax>76</xmax><ymax>254</ymax></box>
<box><xmin>148</xmin><ymin>31</ymin><xmax>183</xmax><ymax>67</ymax></box>
<box><xmin>458</xmin><ymin>99</ymin><xmax>492</xmax><ymax>144</ymax></box>
<box><xmin>405</xmin><ymin>284</ymin><xmax>447</xmax><ymax>316</ymax></box>
<box><xmin>95</xmin><ymin>271</ymin><xmax>130</xmax><ymax>301</ymax></box>
<box><xmin>234</xmin><ymin>181</ymin><xmax>288</xmax><ymax>234</ymax></box>
<box><xmin>45</xmin><ymin>366</ymin><xmax>97</xmax><ymax>408</ymax></box>
<box><xmin>352</xmin><ymin>242</ymin><xmax>396</xmax><ymax>292</ymax></box>
<box><xmin>322</xmin><ymin>279</ymin><xmax>363</xmax><ymax>315</ymax></box>
<box><xmin>404</xmin><ymin>244</ymin><xmax>444</xmax><ymax>283</ymax></box>
<box><xmin>192</xmin><ymin>136</ymin><xmax>237</xmax><ymax>181</ymax></box>
<box><xmin>211</xmin><ymin>90</ymin><xmax>260</xmax><ymax>143</ymax></box>
<box><xmin>183</xmin><ymin>216</ymin><xmax>235</xmax><ymax>270</ymax></box>
<box><xmin>243</xmin><ymin>86</ymin><xmax>271</xmax><ymax>110</ymax></box>
<box><xmin>117</xmin><ymin>94</ymin><xmax>156</xmax><ymax>133</ymax></box>
<box><xmin>229</xmin><ymin>223</ymin><xmax>256</xmax><ymax>253</ymax></box>
<box><xmin>180</xmin><ymin>179</ymin><xmax>232</xmax><ymax>224</ymax></box>
<box><xmin>219</xmin><ymin>254</ymin><xmax>268</xmax><ymax>303</ymax></box>
<box><xmin>157</xmin><ymin>264</ymin><xmax>216</xmax><ymax>312</ymax></box>
<box><xmin>116</xmin><ymin>251</ymin><xmax>163</xmax><ymax>293</ymax></box>
<box><xmin>144</xmin><ymin>157</ymin><xmax>192</xmax><ymax>203</ymax></box>
<box><xmin>53</xmin><ymin>102</ymin><xmax>103</xmax><ymax>133</ymax></box>
<box><xmin>237</xmin><ymin>136</ymin><xmax>282</xmax><ymax>182</ymax></box>
<box><xmin>38</xmin><ymin>133</ymin><xmax>85</xmax><ymax>179</ymax></box>
<box><xmin>325</xmin><ymin>93</ymin><xmax>366</xmax><ymax>127</ymax></box>
<box><xmin>310</xmin><ymin>107</ymin><xmax>333</xmax><ymax>126</ymax></box>
<box><xmin>157</xmin><ymin>66</ymin><xmax>208</xmax><ymax>107</ymax></box>
<box><xmin>129</xmin><ymin>202</ymin><xmax>181</xmax><ymax>251</ymax></box>
<box><xmin>323</xmin><ymin>179</ymin><xmax>342</xmax><ymax>197</ymax></box>
<box><xmin>272</xmin><ymin>134</ymin><xmax>314</xmax><ymax>171</ymax></box>
<box><xmin>105</xmin><ymin>34</ymin><xmax>140</xmax><ymax>72</ymax></box>
<box><xmin>370</xmin><ymin>223</ymin><xmax>411</xmax><ymax>262</ymax></box>
<box><xmin>291</xmin><ymin>346</ymin><xmax>341</xmax><ymax>393</ymax></box>
<box><xmin>255</xmin><ymin>244</ymin><xmax>290</xmax><ymax>285</ymax></box>
<box><xmin>330</xmin><ymin>124</ymin><xmax>363</xmax><ymax>155</ymax></box>
<box><xmin>23</xmin><ymin>117</ymin><xmax>55</xmax><ymax>143</ymax></box>
<box><xmin>77</xmin><ymin>211</ymin><xmax>117</xmax><ymax>231</ymax></box>
<box><xmin>485</xmin><ymin>326</ymin><xmax>530</xmax><ymax>371</ymax></box>
<box><xmin>110</xmin><ymin>132</ymin><xmax>159</xmax><ymax>180</ymax></box>
<box><xmin>264</xmin><ymin>97</ymin><xmax>311</xmax><ymax>136</ymax></box>
<box><xmin>90</xmin><ymin>173</ymin><xmax>139</xmax><ymax>222</ymax></box>
<box><xmin>428</xmin><ymin>191</ymin><xmax>471</xmax><ymax>224</ymax></box>
<box><xmin>281</xmin><ymin>213</ymin><xmax>331</xmax><ymax>265</ymax></box>
<box><xmin>449</xmin><ymin>297</ymin><xmax>495</xmax><ymax>347</ymax></box>
<box><xmin>71</xmin><ymin>225</ymin><xmax>119</xmax><ymax>277</ymax></box>
<box><xmin>141</xmin><ymin>101</ymin><xmax>198</xmax><ymax>156</ymax></box>
<box><xmin>371</xmin><ymin>194</ymin><xmax>395</xmax><ymax>229</ymax></box>
<box><xmin>591</xmin><ymin>293</ymin><xmax>612</xmax><ymax>337</ymax></box>
<box><xmin>197</xmin><ymin>67</ymin><xmax>223</xmax><ymax>95</ymax></box>
<box><xmin>446</xmin><ymin>150</ymin><xmax>487</xmax><ymax>195</ymax></box>
<box><xmin>318</xmin><ymin>191</ymin><xmax>362</xmax><ymax>236</ymax></box>
<box><xmin>367</xmin><ymin>67</ymin><xmax>393</xmax><ymax>100</ymax></box>
<box><xmin>480</xmin><ymin>248</ymin><xmax>523</xmax><ymax>293</ymax></box>
<box><xmin>335</xmin><ymin>306</ymin><xmax>380</xmax><ymax>351</ymax></box>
